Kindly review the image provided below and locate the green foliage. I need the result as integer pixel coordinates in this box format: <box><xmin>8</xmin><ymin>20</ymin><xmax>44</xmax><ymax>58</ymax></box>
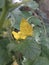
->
<box><xmin>0</xmin><ymin>0</ymin><xmax>5</xmax><ymax>8</ymax></box>
<box><xmin>0</xmin><ymin>0</ymin><xmax>49</xmax><ymax>65</ymax></box>
<box><xmin>0</xmin><ymin>38</ymin><xmax>11</xmax><ymax>65</ymax></box>
<box><xmin>33</xmin><ymin>57</ymin><xmax>49</xmax><ymax>65</ymax></box>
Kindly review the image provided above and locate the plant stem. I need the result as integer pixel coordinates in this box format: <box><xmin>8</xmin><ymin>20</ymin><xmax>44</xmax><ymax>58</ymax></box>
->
<box><xmin>0</xmin><ymin>0</ymin><xmax>9</xmax><ymax>29</ymax></box>
<box><xmin>0</xmin><ymin>0</ymin><xmax>22</xmax><ymax>29</ymax></box>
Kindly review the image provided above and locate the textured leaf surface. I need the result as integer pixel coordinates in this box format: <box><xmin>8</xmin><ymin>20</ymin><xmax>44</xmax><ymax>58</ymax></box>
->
<box><xmin>33</xmin><ymin>57</ymin><xmax>49</xmax><ymax>65</ymax></box>
<box><xmin>16</xmin><ymin>39</ymin><xmax>41</xmax><ymax>60</ymax></box>
<box><xmin>0</xmin><ymin>38</ymin><xmax>10</xmax><ymax>65</ymax></box>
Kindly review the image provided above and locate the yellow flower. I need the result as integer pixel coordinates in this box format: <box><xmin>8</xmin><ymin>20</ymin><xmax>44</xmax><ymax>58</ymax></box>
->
<box><xmin>12</xmin><ymin>18</ymin><xmax>33</xmax><ymax>40</ymax></box>
<box><xmin>12</xmin><ymin>31</ymin><xmax>27</xmax><ymax>40</ymax></box>
<box><xmin>12</xmin><ymin>31</ymin><xmax>20</xmax><ymax>40</ymax></box>
<box><xmin>20</xmin><ymin>18</ymin><xmax>33</xmax><ymax>36</ymax></box>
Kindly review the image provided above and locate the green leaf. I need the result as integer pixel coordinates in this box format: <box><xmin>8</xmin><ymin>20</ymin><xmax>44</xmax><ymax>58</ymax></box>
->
<box><xmin>0</xmin><ymin>38</ymin><xmax>11</xmax><ymax>65</ymax></box>
<box><xmin>10</xmin><ymin>9</ymin><xmax>32</xmax><ymax>29</ymax></box>
<box><xmin>40</xmin><ymin>40</ymin><xmax>49</xmax><ymax>59</ymax></box>
<box><xmin>26</xmin><ymin>1</ymin><xmax>39</xmax><ymax>10</ymax></box>
<box><xmin>22</xmin><ymin>58</ymin><xmax>33</xmax><ymax>65</ymax></box>
<box><xmin>28</xmin><ymin>16</ymin><xmax>42</xmax><ymax>25</ymax></box>
<box><xmin>33</xmin><ymin>57</ymin><xmax>49</xmax><ymax>65</ymax></box>
<box><xmin>9</xmin><ymin>10</ymin><xmax>22</xmax><ymax>29</ymax></box>
<box><xmin>15</xmin><ymin>38</ymin><xmax>41</xmax><ymax>60</ymax></box>
<box><xmin>0</xmin><ymin>0</ymin><xmax>5</xmax><ymax>8</ymax></box>
<box><xmin>23</xmin><ymin>0</ymin><xmax>39</xmax><ymax>10</ymax></box>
